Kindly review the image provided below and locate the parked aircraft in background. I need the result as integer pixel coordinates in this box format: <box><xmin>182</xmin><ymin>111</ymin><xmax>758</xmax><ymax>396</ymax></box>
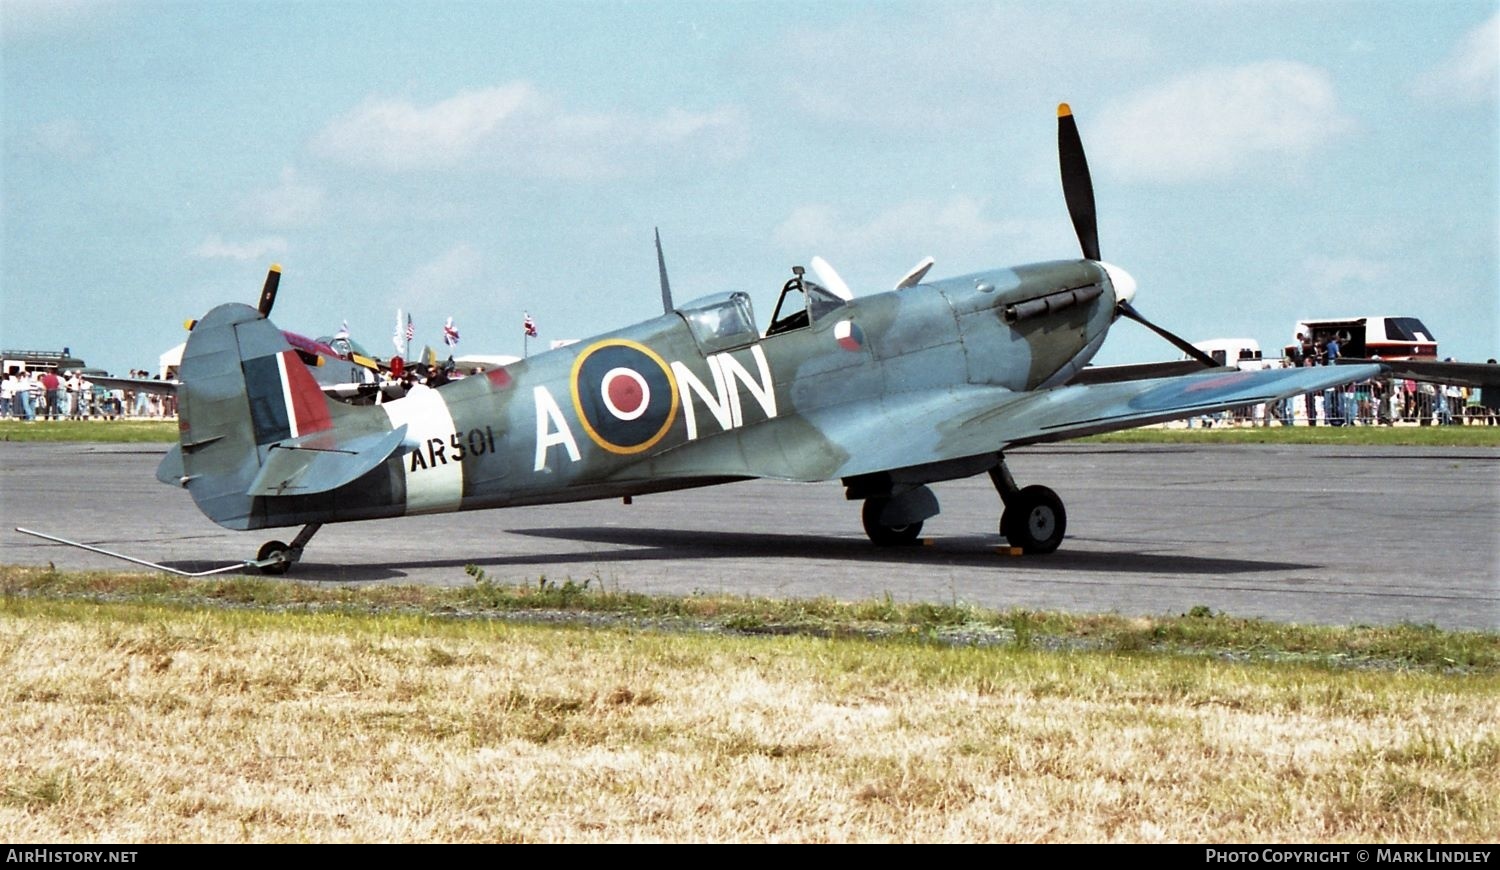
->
<box><xmin>21</xmin><ymin>104</ymin><xmax>1383</xmax><ymax>575</ymax></box>
<box><xmin>90</xmin><ymin>267</ymin><xmax>396</xmax><ymax>403</ymax></box>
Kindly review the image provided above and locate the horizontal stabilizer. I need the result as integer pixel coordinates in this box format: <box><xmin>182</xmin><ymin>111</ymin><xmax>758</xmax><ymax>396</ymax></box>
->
<box><xmin>155</xmin><ymin>444</ymin><xmax>186</xmax><ymax>486</ymax></box>
<box><xmin>246</xmin><ymin>425</ymin><xmax>408</xmax><ymax>497</ymax></box>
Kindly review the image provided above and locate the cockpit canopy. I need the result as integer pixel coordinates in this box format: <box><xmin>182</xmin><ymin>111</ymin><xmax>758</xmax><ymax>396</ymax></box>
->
<box><xmin>678</xmin><ymin>267</ymin><xmax>853</xmax><ymax>351</ymax></box>
<box><xmin>677</xmin><ymin>292</ymin><xmax>759</xmax><ymax>353</ymax></box>
<box><xmin>766</xmin><ymin>268</ymin><xmax>849</xmax><ymax>336</ymax></box>
<box><xmin>316</xmin><ymin>335</ymin><xmax>371</xmax><ymax>361</ymax></box>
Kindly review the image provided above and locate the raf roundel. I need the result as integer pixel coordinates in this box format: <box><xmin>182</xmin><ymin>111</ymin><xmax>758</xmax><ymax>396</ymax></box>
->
<box><xmin>569</xmin><ymin>339</ymin><xmax>680</xmax><ymax>454</ymax></box>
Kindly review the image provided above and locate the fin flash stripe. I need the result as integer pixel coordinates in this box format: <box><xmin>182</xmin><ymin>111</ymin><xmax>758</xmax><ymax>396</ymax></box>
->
<box><xmin>278</xmin><ymin>351</ymin><xmax>333</xmax><ymax>437</ymax></box>
<box><xmin>244</xmin><ymin>351</ymin><xmax>331</xmax><ymax>445</ymax></box>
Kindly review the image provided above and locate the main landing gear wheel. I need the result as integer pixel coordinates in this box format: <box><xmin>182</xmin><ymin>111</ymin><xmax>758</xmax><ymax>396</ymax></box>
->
<box><xmin>862</xmin><ymin>498</ymin><xmax>924</xmax><ymax>547</ymax></box>
<box><xmin>256</xmin><ymin>540</ymin><xmax>293</xmax><ymax>575</ymax></box>
<box><xmin>1000</xmin><ymin>485</ymin><xmax>1066</xmax><ymax>554</ymax></box>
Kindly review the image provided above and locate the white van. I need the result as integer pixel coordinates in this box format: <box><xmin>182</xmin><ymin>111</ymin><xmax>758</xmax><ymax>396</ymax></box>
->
<box><xmin>1188</xmin><ymin>338</ymin><xmax>1272</xmax><ymax>371</ymax></box>
<box><xmin>1283</xmin><ymin>316</ymin><xmax>1437</xmax><ymax>361</ymax></box>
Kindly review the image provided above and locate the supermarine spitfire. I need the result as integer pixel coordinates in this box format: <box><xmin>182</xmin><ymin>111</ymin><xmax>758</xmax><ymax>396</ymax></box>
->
<box><xmin>22</xmin><ymin>105</ymin><xmax>1381</xmax><ymax>575</ymax></box>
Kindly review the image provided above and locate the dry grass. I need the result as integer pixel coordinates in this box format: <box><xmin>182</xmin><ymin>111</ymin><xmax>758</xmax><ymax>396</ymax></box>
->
<box><xmin>1</xmin><ymin>597</ymin><xmax>1495</xmax><ymax>843</ymax></box>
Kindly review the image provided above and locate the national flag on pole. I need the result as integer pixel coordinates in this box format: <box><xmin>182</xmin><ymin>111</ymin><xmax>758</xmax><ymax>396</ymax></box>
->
<box><xmin>443</xmin><ymin>317</ymin><xmax>460</xmax><ymax>347</ymax></box>
<box><xmin>393</xmin><ymin>309</ymin><xmax>405</xmax><ymax>354</ymax></box>
<box><xmin>523</xmin><ymin>313</ymin><xmax>538</xmax><ymax>337</ymax></box>
<box><xmin>405</xmin><ymin>313</ymin><xmax>415</xmax><ymax>342</ymax></box>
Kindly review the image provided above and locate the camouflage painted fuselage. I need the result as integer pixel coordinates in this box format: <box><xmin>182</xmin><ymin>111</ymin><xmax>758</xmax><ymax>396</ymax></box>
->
<box><xmin>169</xmin><ymin>259</ymin><xmax>1119</xmax><ymax>531</ymax></box>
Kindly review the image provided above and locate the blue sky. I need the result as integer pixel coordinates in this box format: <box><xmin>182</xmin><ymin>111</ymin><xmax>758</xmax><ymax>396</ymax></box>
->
<box><xmin>4</xmin><ymin>0</ymin><xmax>1496</xmax><ymax>376</ymax></box>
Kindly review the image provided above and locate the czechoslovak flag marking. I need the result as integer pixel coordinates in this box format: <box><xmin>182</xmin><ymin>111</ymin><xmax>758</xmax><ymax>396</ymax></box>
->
<box><xmin>835</xmin><ymin>319</ymin><xmax>864</xmax><ymax>351</ymax></box>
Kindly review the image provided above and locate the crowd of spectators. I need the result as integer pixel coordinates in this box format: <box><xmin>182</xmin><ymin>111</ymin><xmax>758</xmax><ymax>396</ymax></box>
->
<box><xmin>1197</xmin><ymin>337</ymin><xmax>1499</xmax><ymax>428</ymax></box>
<box><xmin>1</xmin><ymin>369</ymin><xmax>174</xmax><ymax>421</ymax></box>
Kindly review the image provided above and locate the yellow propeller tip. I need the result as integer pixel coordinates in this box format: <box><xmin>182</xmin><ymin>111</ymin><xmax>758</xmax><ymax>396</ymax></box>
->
<box><xmin>269</xmin><ymin>263</ymin><xmax>282</xmax><ymax>272</ymax></box>
<box><xmin>1058</xmin><ymin>103</ymin><xmax>1073</xmax><ymax>117</ymax></box>
<box><xmin>183</xmin><ymin>318</ymin><xmax>198</xmax><ymax>331</ymax></box>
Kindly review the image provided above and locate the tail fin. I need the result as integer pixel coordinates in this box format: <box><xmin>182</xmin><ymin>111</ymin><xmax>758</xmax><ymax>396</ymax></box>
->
<box><xmin>170</xmin><ymin>303</ymin><xmax>405</xmax><ymax>530</ymax></box>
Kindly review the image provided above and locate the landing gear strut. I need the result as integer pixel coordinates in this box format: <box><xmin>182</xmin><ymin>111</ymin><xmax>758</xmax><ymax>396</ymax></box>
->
<box><xmin>989</xmin><ymin>458</ymin><xmax>1066</xmax><ymax>554</ymax></box>
<box><xmin>254</xmin><ymin>523</ymin><xmax>322</xmax><ymax>575</ymax></box>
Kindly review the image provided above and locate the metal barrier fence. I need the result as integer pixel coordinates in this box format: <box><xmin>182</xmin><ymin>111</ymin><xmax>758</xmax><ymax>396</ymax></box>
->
<box><xmin>1194</xmin><ymin>374</ymin><xmax>1496</xmax><ymax>427</ymax></box>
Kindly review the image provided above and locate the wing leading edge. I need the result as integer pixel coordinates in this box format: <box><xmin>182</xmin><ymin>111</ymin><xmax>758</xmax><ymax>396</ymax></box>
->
<box><xmin>836</xmin><ymin>362</ymin><xmax>1382</xmax><ymax>478</ymax></box>
<box><xmin>960</xmin><ymin>363</ymin><xmax>1384</xmax><ymax>449</ymax></box>
<box><xmin>628</xmin><ymin>363</ymin><xmax>1383</xmax><ymax>484</ymax></box>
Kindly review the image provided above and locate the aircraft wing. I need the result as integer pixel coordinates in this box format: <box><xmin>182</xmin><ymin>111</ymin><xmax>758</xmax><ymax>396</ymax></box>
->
<box><xmin>1065</xmin><ymin>360</ymin><xmax>1233</xmax><ymax>386</ymax></box>
<box><xmin>834</xmin><ymin>362</ymin><xmax>1381</xmax><ymax>478</ymax></box>
<box><xmin>632</xmin><ymin>363</ymin><xmax>1382</xmax><ymax>484</ymax></box>
<box><xmin>88</xmin><ymin>375</ymin><xmax>179</xmax><ymax>396</ymax></box>
<box><xmin>946</xmin><ymin>362</ymin><xmax>1381</xmax><ymax>448</ymax></box>
<box><xmin>1338</xmin><ymin>357</ymin><xmax>1500</xmax><ymax>390</ymax></box>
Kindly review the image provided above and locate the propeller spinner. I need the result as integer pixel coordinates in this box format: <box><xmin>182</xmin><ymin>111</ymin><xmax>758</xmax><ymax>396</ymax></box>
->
<box><xmin>1057</xmin><ymin>104</ymin><xmax>1218</xmax><ymax>368</ymax></box>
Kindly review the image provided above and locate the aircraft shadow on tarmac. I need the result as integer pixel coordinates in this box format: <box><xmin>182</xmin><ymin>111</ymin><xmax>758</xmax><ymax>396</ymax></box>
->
<box><xmin>157</xmin><ymin>525</ymin><xmax>1313</xmax><ymax>583</ymax></box>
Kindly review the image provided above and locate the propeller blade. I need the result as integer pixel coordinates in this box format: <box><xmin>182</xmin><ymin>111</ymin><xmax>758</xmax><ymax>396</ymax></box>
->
<box><xmin>1118</xmin><ymin>301</ymin><xmax>1221</xmax><ymax>368</ymax></box>
<box><xmin>257</xmin><ymin>264</ymin><xmax>282</xmax><ymax>318</ymax></box>
<box><xmin>1057</xmin><ymin>103</ymin><xmax>1100</xmax><ymax>262</ymax></box>
<box><xmin>894</xmin><ymin>256</ymin><xmax>935</xmax><ymax>290</ymax></box>
<box><xmin>1058</xmin><ymin>105</ymin><xmax>1212</xmax><ymax>369</ymax></box>
<box><xmin>809</xmin><ymin>255</ymin><xmax>854</xmax><ymax>301</ymax></box>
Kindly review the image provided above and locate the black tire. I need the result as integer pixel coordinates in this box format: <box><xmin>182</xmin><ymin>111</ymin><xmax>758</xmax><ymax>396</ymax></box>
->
<box><xmin>862</xmin><ymin>498</ymin><xmax>924</xmax><ymax>547</ymax></box>
<box><xmin>256</xmin><ymin>540</ymin><xmax>292</xmax><ymax>575</ymax></box>
<box><xmin>999</xmin><ymin>485</ymin><xmax>1066</xmax><ymax>554</ymax></box>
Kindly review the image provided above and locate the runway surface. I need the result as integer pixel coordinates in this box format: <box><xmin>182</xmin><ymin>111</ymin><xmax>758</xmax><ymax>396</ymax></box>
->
<box><xmin>2</xmin><ymin>441</ymin><xmax>1496</xmax><ymax>631</ymax></box>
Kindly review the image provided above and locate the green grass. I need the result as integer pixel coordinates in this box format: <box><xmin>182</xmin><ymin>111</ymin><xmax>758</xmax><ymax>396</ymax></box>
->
<box><xmin>0</xmin><ymin>420</ymin><xmax>177</xmax><ymax>443</ymax></box>
<box><xmin>4</xmin><ymin>565</ymin><xmax>1495</xmax><ymax>674</ymax></box>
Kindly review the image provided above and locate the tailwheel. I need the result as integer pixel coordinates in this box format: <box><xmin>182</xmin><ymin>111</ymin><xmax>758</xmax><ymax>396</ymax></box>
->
<box><xmin>862</xmin><ymin>498</ymin><xmax>924</xmax><ymax>547</ymax></box>
<box><xmin>255</xmin><ymin>540</ymin><xmax>293</xmax><ymax>575</ymax></box>
<box><xmin>999</xmin><ymin>485</ymin><xmax>1066</xmax><ymax>554</ymax></box>
<box><xmin>252</xmin><ymin>523</ymin><xmax>321</xmax><ymax>576</ymax></box>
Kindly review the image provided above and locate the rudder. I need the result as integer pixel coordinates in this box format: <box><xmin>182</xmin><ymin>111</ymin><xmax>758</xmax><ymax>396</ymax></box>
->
<box><xmin>173</xmin><ymin>303</ymin><xmax>383</xmax><ymax>530</ymax></box>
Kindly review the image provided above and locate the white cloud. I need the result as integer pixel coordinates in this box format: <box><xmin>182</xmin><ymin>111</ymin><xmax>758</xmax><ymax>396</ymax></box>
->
<box><xmin>772</xmin><ymin>6</ymin><xmax>1151</xmax><ymax>131</ymax></box>
<box><xmin>1094</xmin><ymin>62</ymin><xmax>1352</xmax><ymax>183</ymax></box>
<box><xmin>1413</xmin><ymin>12</ymin><xmax>1499</xmax><ymax>104</ymax></box>
<box><xmin>1301</xmin><ymin>255</ymin><xmax>1389</xmax><ymax>290</ymax></box>
<box><xmin>772</xmin><ymin>196</ymin><xmax>1049</xmax><ymax>284</ymax></box>
<box><xmin>313</xmin><ymin>84</ymin><xmax>537</xmax><ymax>171</ymax></box>
<box><xmin>1</xmin><ymin>0</ymin><xmax>119</xmax><ymax>40</ymax></box>
<box><xmin>399</xmin><ymin>243</ymin><xmax>483</xmax><ymax>297</ymax></box>
<box><xmin>191</xmin><ymin>234</ymin><xmax>288</xmax><ymax>262</ymax></box>
<box><xmin>239</xmin><ymin>168</ymin><xmax>325</xmax><ymax>229</ymax></box>
<box><xmin>312</xmin><ymin>83</ymin><xmax>746</xmax><ymax>177</ymax></box>
<box><xmin>23</xmin><ymin>119</ymin><xmax>93</xmax><ymax>160</ymax></box>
